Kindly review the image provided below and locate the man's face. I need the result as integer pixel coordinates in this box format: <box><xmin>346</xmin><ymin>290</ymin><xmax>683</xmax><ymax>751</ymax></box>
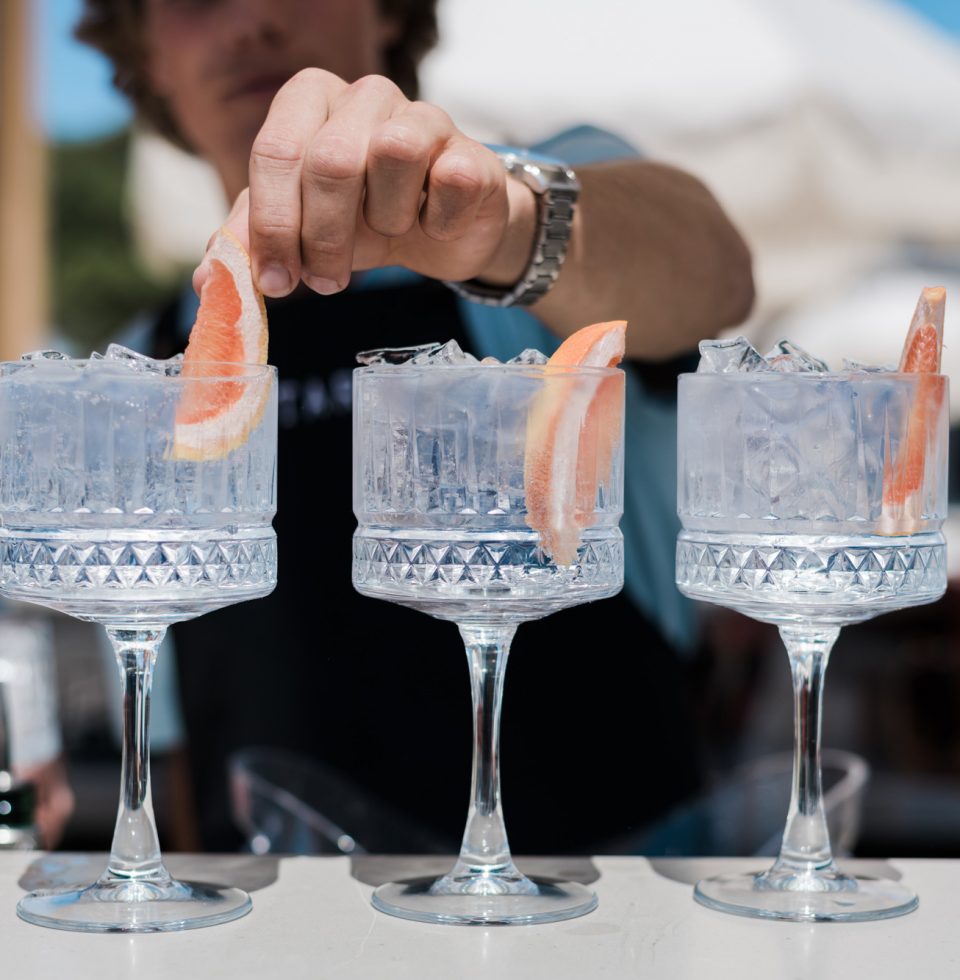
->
<box><xmin>143</xmin><ymin>0</ymin><xmax>397</xmax><ymax>193</ymax></box>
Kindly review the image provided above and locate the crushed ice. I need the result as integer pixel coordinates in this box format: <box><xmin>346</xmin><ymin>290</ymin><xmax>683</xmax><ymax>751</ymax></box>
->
<box><xmin>842</xmin><ymin>357</ymin><xmax>895</xmax><ymax>373</ymax></box>
<box><xmin>697</xmin><ymin>337</ymin><xmax>840</xmax><ymax>374</ymax></box>
<box><xmin>356</xmin><ymin>343</ymin><xmax>442</xmax><ymax>365</ymax></box>
<box><xmin>410</xmin><ymin>339</ymin><xmax>477</xmax><ymax>365</ymax></box>
<box><xmin>696</xmin><ymin>337</ymin><xmax>768</xmax><ymax>373</ymax></box>
<box><xmin>764</xmin><ymin>340</ymin><xmax>830</xmax><ymax>373</ymax></box>
<box><xmin>163</xmin><ymin>353</ymin><xmax>185</xmax><ymax>376</ymax></box>
<box><xmin>21</xmin><ymin>349</ymin><xmax>69</xmax><ymax>361</ymax></box>
<box><xmin>507</xmin><ymin>348</ymin><xmax>549</xmax><ymax>365</ymax></box>
<box><xmin>356</xmin><ymin>339</ymin><xmax>549</xmax><ymax>367</ymax></box>
<box><xmin>101</xmin><ymin>343</ymin><xmax>165</xmax><ymax>374</ymax></box>
<box><xmin>18</xmin><ymin>346</ymin><xmax>183</xmax><ymax>375</ymax></box>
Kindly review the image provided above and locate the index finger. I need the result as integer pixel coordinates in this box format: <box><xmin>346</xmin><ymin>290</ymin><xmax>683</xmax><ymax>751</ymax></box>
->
<box><xmin>248</xmin><ymin>69</ymin><xmax>343</xmax><ymax>296</ymax></box>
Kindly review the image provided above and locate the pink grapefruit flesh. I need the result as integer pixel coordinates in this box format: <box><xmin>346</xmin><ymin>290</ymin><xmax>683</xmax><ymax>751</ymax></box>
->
<box><xmin>524</xmin><ymin>321</ymin><xmax>627</xmax><ymax>564</ymax></box>
<box><xmin>173</xmin><ymin>230</ymin><xmax>270</xmax><ymax>460</ymax></box>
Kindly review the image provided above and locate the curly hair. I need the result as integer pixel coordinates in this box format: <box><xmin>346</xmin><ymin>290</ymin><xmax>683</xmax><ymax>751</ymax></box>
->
<box><xmin>75</xmin><ymin>0</ymin><xmax>439</xmax><ymax>151</ymax></box>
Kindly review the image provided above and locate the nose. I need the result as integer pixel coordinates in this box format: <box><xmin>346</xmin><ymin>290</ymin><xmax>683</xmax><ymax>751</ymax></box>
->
<box><xmin>219</xmin><ymin>0</ymin><xmax>288</xmax><ymax>47</ymax></box>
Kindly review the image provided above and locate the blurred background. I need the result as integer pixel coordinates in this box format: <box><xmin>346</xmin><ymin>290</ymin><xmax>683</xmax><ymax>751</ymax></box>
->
<box><xmin>1</xmin><ymin>0</ymin><xmax>959</xmax><ymax>856</ymax></box>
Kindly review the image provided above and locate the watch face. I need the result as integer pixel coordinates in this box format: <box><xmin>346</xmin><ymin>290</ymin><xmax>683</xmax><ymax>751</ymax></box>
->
<box><xmin>487</xmin><ymin>149</ymin><xmax>580</xmax><ymax>196</ymax></box>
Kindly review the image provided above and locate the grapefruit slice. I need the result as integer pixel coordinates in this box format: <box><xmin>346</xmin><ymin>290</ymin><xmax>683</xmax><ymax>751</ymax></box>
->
<box><xmin>524</xmin><ymin>321</ymin><xmax>627</xmax><ymax>564</ymax></box>
<box><xmin>881</xmin><ymin>286</ymin><xmax>946</xmax><ymax>529</ymax></box>
<box><xmin>173</xmin><ymin>230</ymin><xmax>270</xmax><ymax>460</ymax></box>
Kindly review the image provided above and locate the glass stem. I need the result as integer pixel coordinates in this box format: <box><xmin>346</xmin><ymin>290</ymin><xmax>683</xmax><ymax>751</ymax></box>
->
<box><xmin>102</xmin><ymin>626</ymin><xmax>168</xmax><ymax>883</ymax></box>
<box><xmin>773</xmin><ymin>624</ymin><xmax>840</xmax><ymax>875</ymax></box>
<box><xmin>450</xmin><ymin>623</ymin><xmax>520</xmax><ymax>878</ymax></box>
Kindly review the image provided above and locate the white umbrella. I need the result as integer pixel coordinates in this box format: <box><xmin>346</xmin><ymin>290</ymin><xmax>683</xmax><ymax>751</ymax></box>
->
<box><xmin>422</xmin><ymin>0</ymin><xmax>960</xmax><ymax>201</ymax></box>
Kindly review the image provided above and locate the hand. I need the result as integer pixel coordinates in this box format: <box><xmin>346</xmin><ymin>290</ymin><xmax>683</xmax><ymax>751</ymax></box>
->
<box><xmin>197</xmin><ymin>69</ymin><xmax>536</xmax><ymax>298</ymax></box>
<box><xmin>18</xmin><ymin>755</ymin><xmax>74</xmax><ymax>849</ymax></box>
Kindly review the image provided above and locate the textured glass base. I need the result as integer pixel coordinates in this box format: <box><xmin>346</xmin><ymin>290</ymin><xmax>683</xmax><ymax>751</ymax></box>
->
<box><xmin>372</xmin><ymin>872</ymin><xmax>597</xmax><ymax>926</ymax></box>
<box><xmin>694</xmin><ymin>868</ymin><xmax>918</xmax><ymax>922</ymax></box>
<box><xmin>676</xmin><ymin>530</ymin><xmax>946</xmax><ymax>626</ymax></box>
<box><xmin>0</xmin><ymin>525</ymin><xmax>277</xmax><ymax>624</ymax></box>
<box><xmin>17</xmin><ymin>875</ymin><xmax>252</xmax><ymax>933</ymax></box>
<box><xmin>354</xmin><ymin>527</ymin><xmax>623</xmax><ymax>622</ymax></box>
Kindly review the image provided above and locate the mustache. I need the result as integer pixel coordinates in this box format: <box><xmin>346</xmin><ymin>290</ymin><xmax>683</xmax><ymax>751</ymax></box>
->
<box><xmin>203</xmin><ymin>57</ymin><xmax>300</xmax><ymax>94</ymax></box>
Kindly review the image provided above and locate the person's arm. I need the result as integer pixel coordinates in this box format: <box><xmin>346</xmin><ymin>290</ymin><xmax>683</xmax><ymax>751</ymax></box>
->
<box><xmin>474</xmin><ymin>158</ymin><xmax>755</xmax><ymax>359</ymax></box>
<box><xmin>541</xmin><ymin>161</ymin><xmax>755</xmax><ymax>358</ymax></box>
<box><xmin>205</xmin><ymin>70</ymin><xmax>753</xmax><ymax>360</ymax></box>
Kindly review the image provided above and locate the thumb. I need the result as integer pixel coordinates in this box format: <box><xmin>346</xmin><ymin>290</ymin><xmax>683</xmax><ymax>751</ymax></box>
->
<box><xmin>192</xmin><ymin>189</ymin><xmax>252</xmax><ymax>296</ymax></box>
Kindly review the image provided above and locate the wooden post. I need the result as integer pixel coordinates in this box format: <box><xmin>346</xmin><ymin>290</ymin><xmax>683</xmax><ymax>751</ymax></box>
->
<box><xmin>0</xmin><ymin>0</ymin><xmax>48</xmax><ymax>359</ymax></box>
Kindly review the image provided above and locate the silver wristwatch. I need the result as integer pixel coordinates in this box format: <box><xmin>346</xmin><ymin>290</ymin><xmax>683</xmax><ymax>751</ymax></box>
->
<box><xmin>443</xmin><ymin>148</ymin><xmax>580</xmax><ymax>308</ymax></box>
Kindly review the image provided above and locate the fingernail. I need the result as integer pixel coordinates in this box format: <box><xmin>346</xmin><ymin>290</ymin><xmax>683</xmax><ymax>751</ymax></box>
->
<box><xmin>305</xmin><ymin>276</ymin><xmax>342</xmax><ymax>296</ymax></box>
<box><xmin>258</xmin><ymin>265</ymin><xmax>291</xmax><ymax>295</ymax></box>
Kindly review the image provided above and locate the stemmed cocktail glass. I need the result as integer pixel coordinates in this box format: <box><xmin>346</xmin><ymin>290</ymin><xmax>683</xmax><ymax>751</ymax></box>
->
<box><xmin>352</xmin><ymin>360</ymin><xmax>624</xmax><ymax>925</ymax></box>
<box><xmin>676</xmin><ymin>368</ymin><xmax>948</xmax><ymax>921</ymax></box>
<box><xmin>0</xmin><ymin>355</ymin><xmax>277</xmax><ymax>932</ymax></box>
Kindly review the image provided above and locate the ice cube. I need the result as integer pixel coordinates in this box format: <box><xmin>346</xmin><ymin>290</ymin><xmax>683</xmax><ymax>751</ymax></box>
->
<box><xmin>507</xmin><ymin>348</ymin><xmax>549</xmax><ymax>365</ymax></box>
<box><xmin>103</xmin><ymin>343</ymin><xmax>163</xmax><ymax>372</ymax></box>
<box><xmin>164</xmin><ymin>353</ymin><xmax>185</xmax><ymax>376</ymax></box>
<box><xmin>697</xmin><ymin>337</ymin><xmax>768</xmax><ymax>373</ymax></box>
<box><xmin>764</xmin><ymin>339</ymin><xmax>829</xmax><ymax>373</ymax></box>
<box><xmin>355</xmin><ymin>343</ymin><xmax>442</xmax><ymax>365</ymax></box>
<box><xmin>20</xmin><ymin>349</ymin><xmax>69</xmax><ymax>361</ymax></box>
<box><xmin>409</xmin><ymin>339</ymin><xmax>477</xmax><ymax>365</ymax></box>
<box><xmin>842</xmin><ymin>358</ymin><xmax>895</xmax><ymax>373</ymax></box>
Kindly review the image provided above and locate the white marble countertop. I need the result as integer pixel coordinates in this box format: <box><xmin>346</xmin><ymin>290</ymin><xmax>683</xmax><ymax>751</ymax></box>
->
<box><xmin>2</xmin><ymin>852</ymin><xmax>957</xmax><ymax>979</ymax></box>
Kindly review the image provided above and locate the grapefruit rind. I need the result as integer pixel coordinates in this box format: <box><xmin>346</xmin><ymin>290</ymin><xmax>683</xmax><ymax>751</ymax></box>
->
<box><xmin>172</xmin><ymin>229</ymin><xmax>271</xmax><ymax>461</ymax></box>
<box><xmin>879</xmin><ymin>287</ymin><xmax>946</xmax><ymax>534</ymax></box>
<box><xmin>171</xmin><ymin>371</ymin><xmax>273</xmax><ymax>462</ymax></box>
<box><xmin>524</xmin><ymin>321</ymin><xmax>627</xmax><ymax>565</ymax></box>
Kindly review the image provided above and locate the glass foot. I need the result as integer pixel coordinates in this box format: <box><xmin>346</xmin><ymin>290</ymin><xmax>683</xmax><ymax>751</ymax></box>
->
<box><xmin>17</xmin><ymin>875</ymin><xmax>252</xmax><ymax>933</ymax></box>
<box><xmin>372</xmin><ymin>871</ymin><xmax>597</xmax><ymax>925</ymax></box>
<box><xmin>694</xmin><ymin>868</ymin><xmax>918</xmax><ymax>922</ymax></box>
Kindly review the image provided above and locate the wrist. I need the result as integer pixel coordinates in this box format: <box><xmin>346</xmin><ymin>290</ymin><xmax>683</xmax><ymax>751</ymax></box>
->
<box><xmin>444</xmin><ymin>150</ymin><xmax>580</xmax><ymax>308</ymax></box>
<box><xmin>475</xmin><ymin>177</ymin><xmax>538</xmax><ymax>287</ymax></box>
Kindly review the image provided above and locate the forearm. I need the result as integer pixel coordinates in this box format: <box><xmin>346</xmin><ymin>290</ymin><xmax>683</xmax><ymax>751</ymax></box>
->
<box><xmin>495</xmin><ymin>160</ymin><xmax>755</xmax><ymax>360</ymax></box>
